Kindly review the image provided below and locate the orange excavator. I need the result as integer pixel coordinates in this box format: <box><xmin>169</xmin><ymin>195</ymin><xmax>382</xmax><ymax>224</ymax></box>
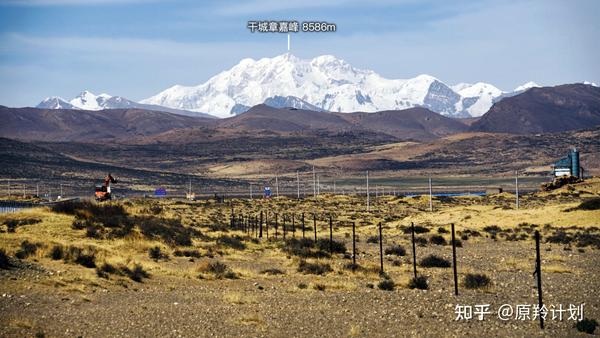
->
<box><xmin>95</xmin><ymin>173</ymin><xmax>117</xmax><ymax>201</ymax></box>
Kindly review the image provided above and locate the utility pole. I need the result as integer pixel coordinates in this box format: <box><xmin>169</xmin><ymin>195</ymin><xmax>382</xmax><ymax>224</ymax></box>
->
<box><xmin>275</xmin><ymin>175</ymin><xmax>279</xmax><ymax>197</ymax></box>
<box><xmin>250</xmin><ymin>184</ymin><xmax>253</xmax><ymax>199</ymax></box>
<box><xmin>515</xmin><ymin>171</ymin><xmax>519</xmax><ymax>210</ymax></box>
<box><xmin>296</xmin><ymin>171</ymin><xmax>300</xmax><ymax>200</ymax></box>
<box><xmin>428</xmin><ymin>177</ymin><xmax>433</xmax><ymax>212</ymax></box>
<box><xmin>312</xmin><ymin>166</ymin><xmax>316</xmax><ymax>197</ymax></box>
<box><xmin>366</xmin><ymin>171</ymin><xmax>370</xmax><ymax>212</ymax></box>
<box><xmin>317</xmin><ymin>176</ymin><xmax>320</xmax><ymax>195</ymax></box>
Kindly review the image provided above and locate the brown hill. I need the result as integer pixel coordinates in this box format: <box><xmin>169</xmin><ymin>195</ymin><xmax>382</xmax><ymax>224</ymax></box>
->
<box><xmin>0</xmin><ymin>106</ymin><xmax>213</xmax><ymax>142</ymax></box>
<box><xmin>217</xmin><ymin>104</ymin><xmax>467</xmax><ymax>141</ymax></box>
<box><xmin>470</xmin><ymin>84</ymin><xmax>600</xmax><ymax>134</ymax></box>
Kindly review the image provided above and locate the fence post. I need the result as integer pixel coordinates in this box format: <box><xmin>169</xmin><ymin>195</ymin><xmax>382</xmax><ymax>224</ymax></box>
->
<box><xmin>515</xmin><ymin>171</ymin><xmax>520</xmax><ymax>210</ymax></box>
<box><xmin>265</xmin><ymin>211</ymin><xmax>269</xmax><ymax>239</ymax></box>
<box><xmin>379</xmin><ymin>222</ymin><xmax>384</xmax><ymax>274</ymax></box>
<box><xmin>352</xmin><ymin>222</ymin><xmax>356</xmax><ymax>267</ymax></box>
<box><xmin>302</xmin><ymin>212</ymin><xmax>305</xmax><ymax>239</ymax></box>
<box><xmin>535</xmin><ymin>230</ymin><xmax>544</xmax><ymax>329</ymax></box>
<box><xmin>329</xmin><ymin>215</ymin><xmax>333</xmax><ymax>253</ymax></box>
<box><xmin>313</xmin><ymin>213</ymin><xmax>317</xmax><ymax>242</ymax></box>
<box><xmin>451</xmin><ymin>223</ymin><xmax>458</xmax><ymax>296</ymax></box>
<box><xmin>428</xmin><ymin>177</ymin><xmax>433</xmax><ymax>212</ymax></box>
<box><xmin>259</xmin><ymin>210</ymin><xmax>263</xmax><ymax>238</ymax></box>
<box><xmin>283</xmin><ymin>214</ymin><xmax>287</xmax><ymax>240</ymax></box>
<box><xmin>292</xmin><ymin>214</ymin><xmax>296</xmax><ymax>238</ymax></box>
<box><xmin>275</xmin><ymin>213</ymin><xmax>279</xmax><ymax>239</ymax></box>
<box><xmin>411</xmin><ymin>222</ymin><xmax>418</xmax><ymax>279</ymax></box>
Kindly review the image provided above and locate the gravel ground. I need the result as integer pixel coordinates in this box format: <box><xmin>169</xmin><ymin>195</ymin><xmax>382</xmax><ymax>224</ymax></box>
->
<box><xmin>1</xmin><ymin>235</ymin><xmax>598</xmax><ymax>338</ymax></box>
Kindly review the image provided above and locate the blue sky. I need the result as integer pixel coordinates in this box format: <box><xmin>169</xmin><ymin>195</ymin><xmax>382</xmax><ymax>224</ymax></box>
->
<box><xmin>0</xmin><ymin>0</ymin><xmax>598</xmax><ymax>107</ymax></box>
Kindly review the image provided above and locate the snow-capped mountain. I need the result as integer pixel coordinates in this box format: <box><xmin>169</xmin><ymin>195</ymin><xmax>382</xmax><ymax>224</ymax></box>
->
<box><xmin>36</xmin><ymin>91</ymin><xmax>214</xmax><ymax>118</ymax></box>
<box><xmin>514</xmin><ymin>81</ymin><xmax>540</xmax><ymax>92</ymax></box>
<box><xmin>141</xmin><ymin>53</ymin><xmax>508</xmax><ymax>118</ymax></box>
<box><xmin>37</xmin><ymin>96</ymin><xmax>77</xmax><ymax>110</ymax></box>
<box><xmin>452</xmin><ymin>82</ymin><xmax>504</xmax><ymax>117</ymax></box>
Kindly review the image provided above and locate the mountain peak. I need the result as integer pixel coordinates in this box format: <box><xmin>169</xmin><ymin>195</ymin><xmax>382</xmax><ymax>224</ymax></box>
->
<box><xmin>514</xmin><ymin>81</ymin><xmax>540</xmax><ymax>92</ymax></box>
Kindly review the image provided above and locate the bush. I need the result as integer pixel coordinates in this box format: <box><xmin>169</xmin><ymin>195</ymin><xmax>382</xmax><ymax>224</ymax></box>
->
<box><xmin>546</xmin><ymin>231</ymin><xmax>573</xmax><ymax>245</ymax></box>
<box><xmin>260</xmin><ymin>268</ymin><xmax>285</xmax><ymax>275</ymax></box>
<box><xmin>122</xmin><ymin>264</ymin><xmax>150</xmax><ymax>282</ymax></box>
<box><xmin>463</xmin><ymin>273</ymin><xmax>491</xmax><ymax>289</ymax></box>
<box><xmin>64</xmin><ymin>246</ymin><xmax>96</xmax><ymax>268</ymax></box>
<box><xmin>216</xmin><ymin>235</ymin><xmax>246</xmax><ymax>250</ymax></box>
<box><xmin>429</xmin><ymin>235</ymin><xmax>447</xmax><ymax>245</ymax></box>
<box><xmin>49</xmin><ymin>245</ymin><xmax>64</xmax><ymax>260</ymax></box>
<box><xmin>483</xmin><ymin>225</ymin><xmax>502</xmax><ymax>235</ymax></box>
<box><xmin>575</xmin><ymin>318</ymin><xmax>598</xmax><ymax>334</ymax></box>
<box><xmin>283</xmin><ymin>238</ymin><xmax>329</xmax><ymax>258</ymax></box>
<box><xmin>297</xmin><ymin>260</ymin><xmax>332</xmax><ymax>275</ymax></box>
<box><xmin>437</xmin><ymin>227</ymin><xmax>449</xmax><ymax>234</ymax></box>
<box><xmin>148</xmin><ymin>246</ymin><xmax>169</xmax><ymax>261</ymax></box>
<box><xmin>343</xmin><ymin>262</ymin><xmax>360</xmax><ymax>271</ymax></box>
<box><xmin>403</xmin><ymin>225</ymin><xmax>429</xmax><ymax>234</ymax></box>
<box><xmin>366</xmin><ymin>236</ymin><xmax>379</xmax><ymax>244</ymax></box>
<box><xmin>408</xmin><ymin>276</ymin><xmax>428</xmax><ymax>290</ymax></box>
<box><xmin>85</xmin><ymin>224</ymin><xmax>103</xmax><ymax>239</ymax></box>
<box><xmin>173</xmin><ymin>249</ymin><xmax>201</xmax><ymax>258</ymax></box>
<box><xmin>377</xmin><ymin>278</ymin><xmax>395</xmax><ymax>291</ymax></box>
<box><xmin>420</xmin><ymin>254</ymin><xmax>451</xmax><ymax>268</ymax></box>
<box><xmin>384</xmin><ymin>244</ymin><xmax>406</xmax><ymax>256</ymax></box>
<box><xmin>574</xmin><ymin>198</ymin><xmax>600</xmax><ymax>211</ymax></box>
<box><xmin>3</xmin><ymin>217</ymin><xmax>41</xmax><ymax>232</ymax></box>
<box><xmin>414</xmin><ymin>237</ymin><xmax>428</xmax><ymax>246</ymax></box>
<box><xmin>0</xmin><ymin>249</ymin><xmax>12</xmax><ymax>269</ymax></box>
<box><xmin>197</xmin><ymin>260</ymin><xmax>236</xmax><ymax>279</ymax></box>
<box><xmin>96</xmin><ymin>262</ymin><xmax>120</xmax><ymax>279</ymax></box>
<box><xmin>15</xmin><ymin>240</ymin><xmax>41</xmax><ymax>259</ymax></box>
<box><xmin>316</xmin><ymin>239</ymin><xmax>346</xmax><ymax>254</ymax></box>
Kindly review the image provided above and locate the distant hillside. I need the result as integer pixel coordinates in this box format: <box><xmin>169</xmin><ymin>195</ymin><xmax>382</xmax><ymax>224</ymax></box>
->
<box><xmin>218</xmin><ymin>104</ymin><xmax>467</xmax><ymax>141</ymax></box>
<box><xmin>470</xmin><ymin>84</ymin><xmax>600</xmax><ymax>134</ymax></box>
<box><xmin>0</xmin><ymin>106</ymin><xmax>214</xmax><ymax>142</ymax></box>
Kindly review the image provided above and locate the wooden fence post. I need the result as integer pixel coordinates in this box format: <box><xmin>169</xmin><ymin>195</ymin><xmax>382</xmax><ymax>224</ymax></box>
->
<box><xmin>451</xmin><ymin>223</ymin><xmax>458</xmax><ymax>296</ymax></box>
<box><xmin>379</xmin><ymin>222</ymin><xmax>384</xmax><ymax>274</ymax></box>
<box><xmin>329</xmin><ymin>215</ymin><xmax>333</xmax><ymax>253</ymax></box>
<box><xmin>259</xmin><ymin>211</ymin><xmax>263</xmax><ymax>238</ymax></box>
<box><xmin>313</xmin><ymin>213</ymin><xmax>317</xmax><ymax>242</ymax></box>
<box><xmin>535</xmin><ymin>231</ymin><xmax>544</xmax><ymax>329</ymax></box>
<box><xmin>352</xmin><ymin>222</ymin><xmax>356</xmax><ymax>267</ymax></box>
<box><xmin>302</xmin><ymin>212</ymin><xmax>305</xmax><ymax>239</ymax></box>
<box><xmin>411</xmin><ymin>222</ymin><xmax>418</xmax><ymax>279</ymax></box>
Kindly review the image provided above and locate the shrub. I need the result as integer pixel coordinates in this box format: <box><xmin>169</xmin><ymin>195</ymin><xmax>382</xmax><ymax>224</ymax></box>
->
<box><xmin>260</xmin><ymin>268</ymin><xmax>285</xmax><ymax>275</ymax></box>
<box><xmin>123</xmin><ymin>264</ymin><xmax>150</xmax><ymax>282</ymax></box>
<box><xmin>414</xmin><ymin>237</ymin><xmax>428</xmax><ymax>246</ymax></box>
<box><xmin>546</xmin><ymin>231</ymin><xmax>573</xmax><ymax>245</ymax></box>
<box><xmin>378</xmin><ymin>278</ymin><xmax>395</xmax><ymax>291</ymax></box>
<box><xmin>0</xmin><ymin>249</ymin><xmax>12</xmax><ymax>269</ymax></box>
<box><xmin>316</xmin><ymin>239</ymin><xmax>346</xmax><ymax>254</ymax></box>
<box><xmin>483</xmin><ymin>225</ymin><xmax>502</xmax><ymax>235</ymax></box>
<box><xmin>297</xmin><ymin>283</ymin><xmax>308</xmax><ymax>289</ymax></box>
<box><xmin>463</xmin><ymin>273</ymin><xmax>491</xmax><ymax>289</ymax></box>
<box><xmin>574</xmin><ymin>198</ymin><xmax>600</xmax><ymax>211</ymax></box>
<box><xmin>64</xmin><ymin>246</ymin><xmax>96</xmax><ymax>268</ymax></box>
<box><xmin>420</xmin><ymin>254</ymin><xmax>451</xmax><ymax>268</ymax></box>
<box><xmin>575</xmin><ymin>318</ymin><xmax>598</xmax><ymax>334</ymax></box>
<box><xmin>343</xmin><ymin>262</ymin><xmax>360</xmax><ymax>271</ymax></box>
<box><xmin>137</xmin><ymin>216</ymin><xmax>198</xmax><ymax>247</ymax></box>
<box><xmin>197</xmin><ymin>260</ymin><xmax>236</xmax><ymax>279</ymax></box>
<box><xmin>384</xmin><ymin>244</ymin><xmax>406</xmax><ymax>256</ymax></box>
<box><xmin>437</xmin><ymin>227</ymin><xmax>449</xmax><ymax>234</ymax></box>
<box><xmin>429</xmin><ymin>235</ymin><xmax>447</xmax><ymax>245</ymax></box>
<box><xmin>96</xmin><ymin>262</ymin><xmax>120</xmax><ymax>279</ymax></box>
<box><xmin>403</xmin><ymin>225</ymin><xmax>429</xmax><ymax>234</ymax></box>
<box><xmin>216</xmin><ymin>235</ymin><xmax>246</xmax><ymax>250</ymax></box>
<box><xmin>49</xmin><ymin>245</ymin><xmax>64</xmax><ymax>260</ymax></box>
<box><xmin>15</xmin><ymin>240</ymin><xmax>41</xmax><ymax>259</ymax></box>
<box><xmin>148</xmin><ymin>246</ymin><xmax>169</xmax><ymax>261</ymax></box>
<box><xmin>3</xmin><ymin>217</ymin><xmax>41</xmax><ymax>232</ymax></box>
<box><xmin>408</xmin><ymin>276</ymin><xmax>428</xmax><ymax>290</ymax></box>
<box><xmin>283</xmin><ymin>238</ymin><xmax>329</xmax><ymax>258</ymax></box>
<box><xmin>173</xmin><ymin>249</ymin><xmax>201</xmax><ymax>258</ymax></box>
<box><xmin>576</xmin><ymin>233</ymin><xmax>600</xmax><ymax>249</ymax></box>
<box><xmin>366</xmin><ymin>236</ymin><xmax>379</xmax><ymax>244</ymax></box>
<box><xmin>297</xmin><ymin>260</ymin><xmax>332</xmax><ymax>275</ymax></box>
<box><xmin>85</xmin><ymin>224</ymin><xmax>103</xmax><ymax>239</ymax></box>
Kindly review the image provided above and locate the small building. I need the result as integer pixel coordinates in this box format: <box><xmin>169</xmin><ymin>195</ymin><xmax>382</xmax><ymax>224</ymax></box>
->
<box><xmin>552</xmin><ymin>148</ymin><xmax>583</xmax><ymax>178</ymax></box>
